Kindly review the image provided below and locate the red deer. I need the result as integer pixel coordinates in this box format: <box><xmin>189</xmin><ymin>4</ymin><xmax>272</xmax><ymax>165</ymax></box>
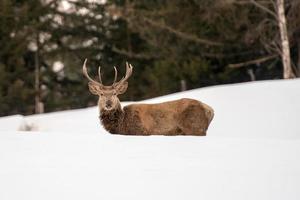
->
<box><xmin>83</xmin><ymin>59</ymin><xmax>214</xmax><ymax>136</ymax></box>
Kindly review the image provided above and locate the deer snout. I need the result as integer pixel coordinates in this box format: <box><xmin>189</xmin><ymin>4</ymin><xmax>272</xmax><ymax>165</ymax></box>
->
<box><xmin>106</xmin><ymin>100</ymin><xmax>113</xmax><ymax>108</ymax></box>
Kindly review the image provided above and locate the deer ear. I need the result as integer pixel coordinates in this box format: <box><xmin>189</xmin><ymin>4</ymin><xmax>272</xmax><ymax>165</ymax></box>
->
<box><xmin>116</xmin><ymin>82</ymin><xmax>128</xmax><ymax>95</ymax></box>
<box><xmin>88</xmin><ymin>82</ymin><xmax>100</xmax><ymax>95</ymax></box>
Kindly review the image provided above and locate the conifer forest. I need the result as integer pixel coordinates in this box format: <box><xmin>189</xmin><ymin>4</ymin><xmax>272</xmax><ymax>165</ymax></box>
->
<box><xmin>0</xmin><ymin>0</ymin><xmax>299</xmax><ymax>116</ymax></box>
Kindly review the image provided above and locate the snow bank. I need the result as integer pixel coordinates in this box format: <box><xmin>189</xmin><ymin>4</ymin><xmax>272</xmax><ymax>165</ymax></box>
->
<box><xmin>145</xmin><ymin>79</ymin><xmax>300</xmax><ymax>139</ymax></box>
<box><xmin>0</xmin><ymin>79</ymin><xmax>300</xmax><ymax>200</ymax></box>
<box><xmin>0</xmin><ymin>115</ymin><xmax>24</xmax><ymax>131</ymax></box>
<box><xmin>23</xmin><ymin>102</ymin><xmax>132</xmax><ymax>133</ymax></box>
<box><xmin>4</xmin><ymin>78</ymin><xmax>298</xmax><ymax>139</ymax></box>
<box><xmin>24</xmin><ymin>107</ymin><xmax>101</xmax><ymax>132</ymax></box>
<box><xmin>0</xmin><ymin>132</ymin><xmax>299</xmax><ymax>200</ymax></box>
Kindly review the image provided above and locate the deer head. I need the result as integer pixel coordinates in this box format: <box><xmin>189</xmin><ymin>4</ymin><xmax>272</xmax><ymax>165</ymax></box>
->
<box><xmin>83</xmin><ymin>59</ymin><xmax>133</xmax><ymax>112</ymax></box>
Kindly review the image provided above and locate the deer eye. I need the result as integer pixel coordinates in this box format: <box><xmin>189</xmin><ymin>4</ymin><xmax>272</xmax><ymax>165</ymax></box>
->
<box><xmin>113</xmin><ymin>91</ymin><xmax>117</xmax><ymax>95</ymax></box>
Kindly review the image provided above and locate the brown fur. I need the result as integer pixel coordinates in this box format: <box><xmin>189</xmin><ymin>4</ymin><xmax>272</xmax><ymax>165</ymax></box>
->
<box><xmin>99</xmin><ymin>98</ymin><xmax>214</xmax><ymax>136</ymax></box>
<box><xmin>82</xmin><ymin>60</ymin><xmax>214</xmax><ymax>136</ymax></box>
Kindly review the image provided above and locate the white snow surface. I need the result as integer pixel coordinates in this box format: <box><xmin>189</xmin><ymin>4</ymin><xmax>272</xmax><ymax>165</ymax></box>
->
<box><xmin>0</xmin><ymin>79</ymin><xmax>300</xmax><ymax>200</ymax></box>
<box><xmin>0</xmin><ymin>115</ymin><xmax>24</xmax><ymax>131</ymax></box>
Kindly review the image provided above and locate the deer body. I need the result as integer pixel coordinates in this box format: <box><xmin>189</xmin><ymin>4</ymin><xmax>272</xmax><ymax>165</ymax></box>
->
<box><xmin>100</xmin><ymin>98</ymin><xmax>213</xmax><ymax>136</ymax></box>
<box><xmin>83</xmin><ymin>59</ymin><xmax>214</xmax><ymax>136</ymax></box>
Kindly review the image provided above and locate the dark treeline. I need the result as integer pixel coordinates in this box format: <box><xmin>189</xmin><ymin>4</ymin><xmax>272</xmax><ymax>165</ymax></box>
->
<box><xmin>0</xmin><ymin>0</ymin><xmax>299</xmax><ymax>116</ymax></box>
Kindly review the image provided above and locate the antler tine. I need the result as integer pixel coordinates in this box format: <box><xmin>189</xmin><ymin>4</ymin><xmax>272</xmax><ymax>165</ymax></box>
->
<box><xmin>113</xmin><ymin>66</ymin><xmax>118</xmax><ymax>84</ymax></box>
<box><xmin>112</xmin><ymin>62</ymin><xmax>133</xmax><ymax>87</ymax></box>
<box><xmin>82</xmin><ymin>59</ymin><xmax>101</xmax><ymax>85</ymax></box>
<box><xmin>124</xmin><ymin>61</ymin><xmax>133</xmax><ymax>80</ymax></box>
<box><xmin>98</xmin><ymin>66</ymin><xmax>103</xmax><ymax>84</ymax></box>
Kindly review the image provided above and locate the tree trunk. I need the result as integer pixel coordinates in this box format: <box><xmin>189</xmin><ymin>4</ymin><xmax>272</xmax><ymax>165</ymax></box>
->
<box><xmin>34</xmin><ymin>33</ymin><xmax>44</xmax><ymax>114</ymax></box>
<box><xmin>297</xmin><ymin>39</ymin><xmax>300</xmax><ymax>77</ymax></box>
<box><xmin>247</xmin><ymin>69</ymin><xmax>256</xmax><ymax>81</ymax></box>
<box><xmin>180</xmin><ymin>80</ymin><xmax>187</xmax><ymax>91</ymax></box>
<box><xmin>276</xmin><ymin>0</ymin><xmax>295</xmax><ymax>79</ymax></box>
<box><xmin>34</xmin><ymin>46</ymin><xmax>40</xmax><ymax>113</ymax></box>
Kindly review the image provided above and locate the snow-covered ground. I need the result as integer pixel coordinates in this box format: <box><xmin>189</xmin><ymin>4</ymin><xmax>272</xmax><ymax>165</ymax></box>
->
<box><xmin>0</xmin><ymin>79</ymin><xmax>300</xmax><ymax>200</ymax></box>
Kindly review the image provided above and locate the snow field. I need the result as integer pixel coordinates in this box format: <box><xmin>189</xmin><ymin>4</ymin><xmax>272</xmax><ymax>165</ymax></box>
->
<box><xmin>0</xmin><ymin>79</ymin><xmax>300</xmax><ymax>200</ymax></box>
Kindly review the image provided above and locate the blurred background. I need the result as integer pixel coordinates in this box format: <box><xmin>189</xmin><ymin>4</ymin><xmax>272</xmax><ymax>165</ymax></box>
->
<box><xmin>0</xmin><ymin>0</ymin><xmax>299</xmax><ymax>116</ymax></box>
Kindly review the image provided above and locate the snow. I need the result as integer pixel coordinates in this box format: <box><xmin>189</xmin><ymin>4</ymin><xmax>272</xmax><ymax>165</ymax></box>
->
<box><xmin>0</xmin><ymin>79</ymin><xmax>300</xmax><ymax>200</ymax></box>
<box><xmin>0</xmin><ymin>115</ymin><xmax>24</xmax><ymax>131</ymax></box>
<box><xmin>144</xmin><ymin>79</ymin><xmax>300</xmax><ymax>139</ymax></box>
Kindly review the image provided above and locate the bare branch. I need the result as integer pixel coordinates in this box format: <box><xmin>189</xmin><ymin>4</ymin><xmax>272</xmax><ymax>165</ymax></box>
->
<box><xmin>112</xmin><ymin>46</ymin><xmax>160</xmax><ymax>60</ymax></box>
<box><xmin>273</xmin><ymin>40</ymin><xmax>283</xmax><ymax>55</ymax></box>
<box><xmin>142</xmin><ymin>17</ymin><xmax>223</xmax><ymax>46</ymax></box>
<box><xmin>236</xmin><ymin>0</ymin><xmax>278</xmax><ymax>19</ymax></box>
<box><xmin>228</xmin><ymin>54</ymin><xmax>278</xmax><ymax>68</ymax></box>
<box><xmin>251</xmin><ymin>0</ymin><xmax>278</xmax><ymax>19</ymax></box>
<box><xmin>270</xmin><ymin>0</ymin><xmax>277</xmax><ymax>11</ymax></box>
<box><xmin>291</xmin><ymin>60</ymin><xmax>299</xmax><ymax>76</ymax></box>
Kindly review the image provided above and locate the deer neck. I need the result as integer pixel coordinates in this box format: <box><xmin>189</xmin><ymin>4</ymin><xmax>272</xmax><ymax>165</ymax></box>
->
<box><xmin>99</xmin><ymin>104</ymin><xmax>124</xmax><ymax>134</ymax></box>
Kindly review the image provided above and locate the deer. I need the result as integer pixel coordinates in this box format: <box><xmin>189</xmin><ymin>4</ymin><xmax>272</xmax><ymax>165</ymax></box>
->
<box><xmin>83</xmin><ymin>59</ymin><xmax>214</xmax><ymax>136</ymax></box>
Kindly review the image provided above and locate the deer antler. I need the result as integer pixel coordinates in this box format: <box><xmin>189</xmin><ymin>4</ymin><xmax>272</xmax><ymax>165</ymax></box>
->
<box><xmin>98</xmin><ymin>66</ymin><xmax>103</xmax><ymax>84</ymax></box>
<box><xmin>83</xmin><ymin>59</ymin><xmax>133</xmax><ymax>87</ymax></box>
<box><xmin>113</xmin><ymin>66</ymin><xmax>118</xmax><ymax>84</ymax></box>
<box><xmin>82</xmin><ymin>59</ymin><xmax>103</xmax><ymax>86</ymax></box>
<box><xmin>113</xmin><ymin>62</ymin><xmax>133</xmax><ymax>87</ymax></box>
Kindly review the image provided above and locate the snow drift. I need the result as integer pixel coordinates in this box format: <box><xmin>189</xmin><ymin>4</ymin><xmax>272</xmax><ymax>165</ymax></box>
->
<box><xmin>0</xmin><ymin>79</ymin><xmax>300</xmax><ymax>200</ymax></box>
<box><xmin>2</xmin><ymin>78</ymin><xmax>299</xmax><ymax>139</ymax></box>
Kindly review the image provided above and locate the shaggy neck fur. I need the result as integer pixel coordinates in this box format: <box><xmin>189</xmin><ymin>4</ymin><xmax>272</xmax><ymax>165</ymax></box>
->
<box><xmin>99</xmin><ymin>104</ymin><xmax>124</xmax><ymax>134</ymax></box>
